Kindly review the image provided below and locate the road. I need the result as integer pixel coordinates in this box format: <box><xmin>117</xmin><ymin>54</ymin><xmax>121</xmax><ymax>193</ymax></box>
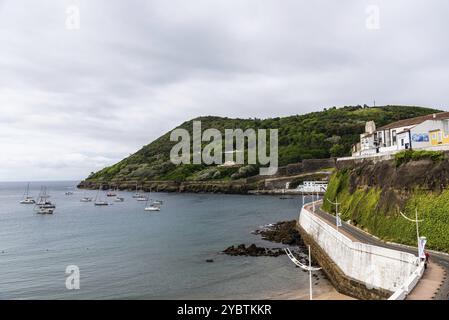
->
<box><xmin>310</xmin><ymin>202</ymin><xmax>449</xmax><ymax>300</ymax></box>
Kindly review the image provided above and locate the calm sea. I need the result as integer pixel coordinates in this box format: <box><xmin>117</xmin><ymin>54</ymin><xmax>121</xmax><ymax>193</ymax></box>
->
<box><xmin>0</xmin><ymin>181</ymin><xmax>314</xmax><ymax>299</ymax></box>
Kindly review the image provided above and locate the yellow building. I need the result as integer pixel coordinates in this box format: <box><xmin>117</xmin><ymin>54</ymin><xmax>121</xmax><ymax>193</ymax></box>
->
<box><xmin>429</xmin><ymin>129</ymin><xmax>449</xmax><ymax>146</ymax></box>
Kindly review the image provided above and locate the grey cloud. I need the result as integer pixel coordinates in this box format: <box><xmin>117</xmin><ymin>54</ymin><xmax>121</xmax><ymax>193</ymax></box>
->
<box><xmin>1</xmin><ymin>0</ymin><xmax>449</xmax><ymax>181</ymax></box>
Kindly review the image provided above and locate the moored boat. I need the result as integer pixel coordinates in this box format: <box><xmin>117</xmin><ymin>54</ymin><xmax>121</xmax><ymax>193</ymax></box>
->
<box><xmin>132</xmin><ymin>183</ymin><xmax>145</xmax><ymax>198</ymax></box>
<box><xmin>34</xmin><ymin>186</ymin><xmax>56</xmax><ymax>214</ymax></box>
<box><xmin>20</xmin><ymin>183</ymin><xmax>35</xmax><ymax>204</ymax></box>
<box><xmin>94</xmin><ymin>186</ymin><xmax>109</xmax><ymax>206</ymax></box>
<box><xmin>36</xmin><ymin>207</ymin><xmax>54</xmax><ymax>214</ymax></box>
<box><xmin>144</xmin><ymin>205</ymin><xmax>160</xmax><ymax>212</ymax></box>
<box><xmin>94</xmin><ymin>201</ymin><xmax>109</xmax><ymax>206</ymax></box>
<box><xmin>144</xmin><ymin>198</ymin><xmax>161</xmax><ymax>211</ymax></box>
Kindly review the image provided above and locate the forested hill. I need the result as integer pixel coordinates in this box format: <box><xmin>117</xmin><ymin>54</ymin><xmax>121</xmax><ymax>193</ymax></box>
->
<box><xmin>85</xmin><ymin>105</ymin><xmax>441</xmax><ymax>183</ymax></box>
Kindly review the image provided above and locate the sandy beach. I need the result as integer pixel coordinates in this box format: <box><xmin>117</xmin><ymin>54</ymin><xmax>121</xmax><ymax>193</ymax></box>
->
<box><xmin>266</xmin><ymin>274</ymin><xmax>354</xmax><ymax>300</ymax></box>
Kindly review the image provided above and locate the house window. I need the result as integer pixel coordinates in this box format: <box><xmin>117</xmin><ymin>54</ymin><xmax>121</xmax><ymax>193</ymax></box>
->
<box><xmin>392</xmin><ymin>130</ymin><xmax>397</xmax><ymax>145</ymax></box>
<box><xmin>444</xmin><ymin>120</ymin><xmax>449</xmax><ymax>135</ymax></box>
<box><xmin>401</xmin><ymin>139</ymin><xmax>404</xmax><ymax>146</ymax></box>
<box><xmin>377</xmin><ymin>131</ymin><xmax>382</xmax><ymax>146</ymax></box>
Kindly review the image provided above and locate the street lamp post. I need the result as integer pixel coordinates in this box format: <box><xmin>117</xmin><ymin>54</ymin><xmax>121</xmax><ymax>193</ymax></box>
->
<box><xmin>326</xmin><ymin>197</ymin><xmax>342</xmax><ymax>231</ymax></box>
<box><xmin>312</xmin><ymin>191</ymin><xmax>315</xmax><ymax>213</ymax></box>
<box><xmin>400</xmin><ymin>208</ymin><xmax>424</xmax><ymax>258</ymax></box>
<box><xmin>302</xmin><ymin>190</ymin><xmax>304</xmax><ymax>206</ymax></box>
<box><xmin>285</xmin><ymin>246</ymin><xmax>321</xmax><ymax>300</ymax></box>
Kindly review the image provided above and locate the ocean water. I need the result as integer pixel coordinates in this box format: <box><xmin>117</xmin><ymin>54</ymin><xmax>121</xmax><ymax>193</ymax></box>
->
<box><xmin>0</xmin><ymin>181</ymin><xmax>314</xmax><ymax>299</ymax></box>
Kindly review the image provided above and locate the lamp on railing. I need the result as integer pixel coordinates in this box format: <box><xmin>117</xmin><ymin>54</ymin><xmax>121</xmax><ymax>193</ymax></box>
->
<box><xmin>326</xmin><ymin>197</ymin><xmax>342</xmax><ymax>231</ymax></box>
<box><xmin>284</xmin><ymin>246</ymin><xmax>321</xmax><ymax>300</ymax></box>
<box><xmin>399</xmin><ymin>208</ymin><xmax>425</xmax><ymax>259</ymax></box>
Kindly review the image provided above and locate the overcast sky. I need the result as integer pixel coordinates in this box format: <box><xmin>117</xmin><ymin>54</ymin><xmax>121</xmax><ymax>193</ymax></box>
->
<box><xmin>1</xmin><ymin>0</ymin><xmax>448</xmax><ymax>181</ymax></box>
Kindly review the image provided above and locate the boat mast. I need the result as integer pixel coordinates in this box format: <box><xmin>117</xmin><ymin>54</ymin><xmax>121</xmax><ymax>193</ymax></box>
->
<box><xmin>95</xmin><ymin>185</ymin><xmax>101</xmax><ymax>202</ymax></box>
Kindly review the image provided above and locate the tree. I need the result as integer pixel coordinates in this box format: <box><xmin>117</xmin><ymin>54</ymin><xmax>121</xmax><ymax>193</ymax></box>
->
<box><xmin>330</xmin><ymin>144</ymin><xmax>346</xmax><ymax>157</ymax></box>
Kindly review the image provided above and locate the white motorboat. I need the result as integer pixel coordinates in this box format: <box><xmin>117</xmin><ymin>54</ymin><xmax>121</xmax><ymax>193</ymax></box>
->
<box><xmin>80</xmin><ymin>197</ymin><xmax>93</xmax><ymax>202</ymax></box>
<box><xmin>20</xmin><ymin>183</ymin><xmax>35</xmax><ymax>204</ymax></box>
<box><xmin>144</xmin><ymin>205</ymin><xmax>160</xmax><ymax>212</ymax></box>
<box><xmin>65</xmin><ymin>191</ymin><xmax>74</xmax><ymax>195</ymax></box>
<box><xmin>136</xmin><ymin>196</ymin><xmax>148</xmax><ymax>201</ymax></box>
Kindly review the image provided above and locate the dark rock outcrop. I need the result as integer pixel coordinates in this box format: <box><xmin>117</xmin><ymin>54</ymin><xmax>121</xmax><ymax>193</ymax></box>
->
<box><xmin>223</xmin><ymin>244</ymin><xmax>286</xmax><ymax>257</ymax></box>
<box><xmin>223</xmin><ymin>220</ymin><xmax>305</xmax><ymax>257</ymax></box>
<box><xmin>254</xmin><ymin>220</ymin><xmax>303</xmax><ymax>246</ymax></box>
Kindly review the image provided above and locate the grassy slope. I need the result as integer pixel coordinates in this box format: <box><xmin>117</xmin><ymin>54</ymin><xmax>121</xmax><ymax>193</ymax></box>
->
<box><xmin>86</xmin><ymin>105</ymin><xmax>441</xmax><ymax>183</ymax></box>
<box><xmin>323</xmin><ymin>168</ymin><xmax>449</xmax><ymax>252</ymax></box>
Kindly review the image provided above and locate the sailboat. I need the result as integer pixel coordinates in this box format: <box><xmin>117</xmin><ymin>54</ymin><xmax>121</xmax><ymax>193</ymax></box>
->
<box><xmin>136</xmin><ymin>195</ymin><xmax>148</xmax><ymax>201</ymax></box>
<box><xmin>147</xmin><ymin>186</ymin><xmax>163</xmax><ymax>205</ymax></box>
<box><xmin>20</xmin><ymin>183</ymin><xmax>35</xmax><ymax>204</ymax></box>
<box><xmin>35</xmin><ymin>186</ymin><xmax>55</xmax><ymax>208</ymax></box>
<box><xmin>114</xmin><ymin>187</ymin><xmax>124</xmax><ymax>202</ymax></box>
<box><xmin>80</xmin><ymin>191</ymin><xmax>93</xmax><ymax>202</ymax></box>
<box><xmin>144</xmin><ymin>198</ymin><xmax>161</xmax><ymax>212</ymax></box>
<box><xmin>94</xmin><ymin>186</ymin><xmax>109</xmax><ymax>206</ymax></box>
<box><xmin>132</xmin><ymin>183</ymin><xmax>144</xmax><ymax>198</ymax></box>
<box><xmin>34</xmin><ymin>186</ymin><xmax>55</xmax><ymax>214</ymax></box>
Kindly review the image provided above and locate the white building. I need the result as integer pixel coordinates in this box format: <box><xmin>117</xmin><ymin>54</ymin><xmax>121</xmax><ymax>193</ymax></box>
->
<box><xmin>352</xmin><ymin>112</ymin><xmax>449</xmax><ymax>156</ymax></box>
<box><xmin>296</xmin><ymin>181</ymin><xmax>328</xmax><ymax>193</ymax></box>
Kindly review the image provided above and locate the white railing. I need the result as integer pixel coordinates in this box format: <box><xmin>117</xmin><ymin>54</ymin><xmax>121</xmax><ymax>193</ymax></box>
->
<box><xmin>388</xmin><ymin>262</ymin><xmax>425</xmax><ymax>300</ymax></box>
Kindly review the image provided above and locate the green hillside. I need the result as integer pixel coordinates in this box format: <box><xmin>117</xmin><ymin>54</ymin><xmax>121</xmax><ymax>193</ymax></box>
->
<box><xmin>85</xmin><ymin>105</ymin><xmax>441</xmax><ymax>183</ymax></box>
<box><xmin>323</xmin><ymin>152</ymin><xmax>449</xmax><ymax>252</ymax></box>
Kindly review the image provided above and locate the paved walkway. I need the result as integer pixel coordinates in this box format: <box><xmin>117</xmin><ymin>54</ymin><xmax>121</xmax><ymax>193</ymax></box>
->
<box><xmin>303</xmin><ymin>201</ymin><xmax>447</xmax><ymax>300</ymax></box>
<box><xmin>407</xmin><ymin>262</ymin><xmax>446</xmax><ymax>300</ymax></box>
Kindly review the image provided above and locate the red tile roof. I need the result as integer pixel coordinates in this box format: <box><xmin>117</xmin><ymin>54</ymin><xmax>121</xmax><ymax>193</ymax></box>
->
<box><xmin>377</xmin><ymin>112</ymin><xmax>449</xmax><ymax>130</ymax></box>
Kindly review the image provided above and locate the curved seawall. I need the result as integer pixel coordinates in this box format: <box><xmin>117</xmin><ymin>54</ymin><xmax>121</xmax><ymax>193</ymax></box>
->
<box><xmin>297</xmin><ymin>202</ymin><xmax>424</xmax><ymax>300</ymax></box>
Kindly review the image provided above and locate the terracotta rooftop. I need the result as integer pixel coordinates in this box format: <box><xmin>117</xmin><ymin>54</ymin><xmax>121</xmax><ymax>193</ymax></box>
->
<box><xmin>377</xmin><ymin>112</ymin><xmax>449</xmax><ymax>130</ymax></box>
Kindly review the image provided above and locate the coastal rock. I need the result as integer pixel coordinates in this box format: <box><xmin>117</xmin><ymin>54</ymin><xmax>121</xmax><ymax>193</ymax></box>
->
<box><xmin>254</xmin><ymin>220</ymin><xmax>303</xmax><ymax>246</ymax></box>
<box><xmin>223</xmin><ymin>220</ymin><xmax>305</xmax><ymax>258</ymax></box>
<box><xmin>222</xmin><ymin>244</ymin><xmax>286</xmax><ymax>257</ymax></box>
